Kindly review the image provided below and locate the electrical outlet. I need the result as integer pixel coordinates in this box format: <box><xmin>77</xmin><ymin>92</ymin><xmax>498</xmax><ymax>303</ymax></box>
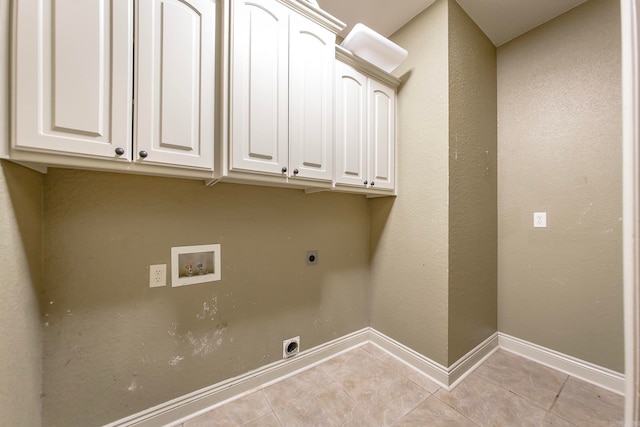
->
<box><xmin>149</xmin><ymin>264</ymin><xmax>166</xmax><ymax>287</ymax></box>
<box><xmin>306</xmin><ymin>250</ymin><xmax>318</xmax><ymax>265</ymax></box>
<box><xmin>533</xmin><ymin>212</ymin><xmax>547</xmax><ymax>228</ymax></box>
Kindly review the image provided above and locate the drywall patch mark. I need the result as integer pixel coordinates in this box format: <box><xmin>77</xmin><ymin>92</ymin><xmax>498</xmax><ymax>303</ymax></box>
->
<box><xmin>141</xmin><ymin>354</ymin><xmax>160</xmax><ymax>365</ymax></box>
<box><xmin>577</xmin><ymin>201</ymin><xmax>594</xmax><ymax>225</ymax></box>
<box><xmin>169</xmin><ymin>355</ymin><xmax>184</xmax><ymax>366</ymax></box>
<box><xmin>313</xmin><ymin>316</ymin><xmax>333</xmax><ymax>328</ymax></box>
<box><xmin>582</xmin><ymin>201</ymin><xmax>594</xmax><ymax>215</ymax></box>
<box><xmin>196</xmin><ymin>296</ymin><xmax>219</xmax><ymax>320</ymax></box>
<box><xmin>185</xmin><ymin>321</ymin><xmax>228</xmax><ymax>357</ymax></box>
<box><xmin>170</xmin><ymin>317</ymin><xmax>229</xmax><ymax>356</ymax></box>
<box><xmin>186</xmin><ymin>331</ymin><xmax>215</xmax><ymax>356</ymax></box>
<box><xmin>168</xmin><ymin>321</ymin><xmax>179</xmax><ymax>337</ymax></box>
<box><xmin>126</xmin><ymin>373</ymin><xmax>140</xmax><ymax>392</ymax></box>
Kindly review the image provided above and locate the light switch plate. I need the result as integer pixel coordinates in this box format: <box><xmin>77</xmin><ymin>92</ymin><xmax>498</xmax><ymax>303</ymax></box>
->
<box><xmin>533</xmin><ymin>212</ymin><xmax>547</xmax><ymax>228</ymax></box>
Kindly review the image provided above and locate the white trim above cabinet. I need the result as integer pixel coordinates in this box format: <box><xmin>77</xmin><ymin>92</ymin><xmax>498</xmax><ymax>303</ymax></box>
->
<box><xmin>10</xmin><ymin>0</ymin><xmax>217</xmax><ymax>179</ymax></box>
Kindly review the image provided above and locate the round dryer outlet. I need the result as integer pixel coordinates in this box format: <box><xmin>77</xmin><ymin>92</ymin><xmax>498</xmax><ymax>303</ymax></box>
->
<box><xmin>283</xmin><ymin>336</ymin><xmax>300</xmax><ymax>359</ymax></box>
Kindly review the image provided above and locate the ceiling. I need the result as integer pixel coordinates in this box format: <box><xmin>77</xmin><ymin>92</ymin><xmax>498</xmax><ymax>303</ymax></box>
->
<box><xmin>316</xmin><ymin>0</ymin><xmax>588</xmax><ymax>46</ymax></box>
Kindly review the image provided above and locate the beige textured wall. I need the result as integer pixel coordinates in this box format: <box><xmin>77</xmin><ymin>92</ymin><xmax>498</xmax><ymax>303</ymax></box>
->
<box><xmin>370</xmin><ymin>0</ymin><xmax>450</xmax><ymax>366</ymax></box>
<box><xmin>447</xmin><ymin>0</ymin><xmax>497</xmax><ymax>363</ymax></box>
<box><xmin>41</xmin><ymin>169</ymin><xmax>370</xmax><ymax>426</ymax></box>
<box><xmin>0</xmin><ymin>0</ymin><xmax>44</xmax><ymax>423</ymax></box>
<box><xmin>371</xmin><ymin>0</ymin><xmax>497</xmax><ymax>366</ymax></box>
<box><xmin>0</xmin><ymin>162</ymin><xmax>43</xmax><ymax>427</ymax></box>
<box><xmin>497</xmin><ymin>0</ymin><xmax>623</xmax><ymax>372</ymax></box>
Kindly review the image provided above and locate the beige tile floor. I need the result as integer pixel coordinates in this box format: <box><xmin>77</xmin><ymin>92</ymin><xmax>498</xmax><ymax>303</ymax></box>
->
<box><xmin>176</xmin><ymin>343</ymin><xmax>624</xmax><ymax>426</ymax></box>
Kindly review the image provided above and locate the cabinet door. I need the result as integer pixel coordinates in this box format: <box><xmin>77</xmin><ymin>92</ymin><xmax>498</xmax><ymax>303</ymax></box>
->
<box><xmin>136</xmin><ymin>0</ymin><xmax>215</xmax><ymax>169</ymax></box>
<box><xmin>13</xmin><ymin>0</ymin><xmax>133</xmax><ymax>159</ymax></box>
<box><xmin>335</xmin><ymin>62</ymin><xmax>367</xmax><ymax>187</ymax></box>
<box><xmin>230</xmin><ymin>0</ymin><xmax>289</xmax><ymax>176</ymax></box>
<box><xmin>288</xmin><ymin>14</ymin><xmax>335</xmax><ymax>181</ymax></box>
<box><xmin>368</xmin><ymin>79</ymin><xmax>396</xmax><ymax>190</ymax></box>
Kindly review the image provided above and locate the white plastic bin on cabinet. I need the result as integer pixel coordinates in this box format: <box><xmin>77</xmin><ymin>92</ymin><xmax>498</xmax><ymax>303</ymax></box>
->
<box><xmin>341</xmin><ymin>23</ymin><xmax>408</xmax><ymax>73</ymax></box>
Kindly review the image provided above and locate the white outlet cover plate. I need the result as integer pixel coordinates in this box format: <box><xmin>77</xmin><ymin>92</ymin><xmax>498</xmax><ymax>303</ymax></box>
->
<box><xmin>150</xmin><ymin>264</ymin><xmax>167</xmax><ymax>288</ymax></box>
<box><xmin>533</xmin><ymin>212</ymin><xmax>547</xmax><ymax>228</ymax></box>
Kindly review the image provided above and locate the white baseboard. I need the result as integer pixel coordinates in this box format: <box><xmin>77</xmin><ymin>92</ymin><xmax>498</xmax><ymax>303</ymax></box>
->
<box><xmin>367</xmin><ymin>329</ymin><xmax>449</xmax><ymax>388</ymax></box>
<box><xmin>447</xmin><ymin>333</ymin><xmax>500</xmax><ymax>388</ymax></box>
<box><xmin>498</xmin><ymin>332</ymin><xmax>625</xmax><ymax>395</ymax></box>
<box><xmin>105</xmin><ymin>328</ymin><xmax>370</xmax><ymax>427</ymax></box>
<box><xmin>367</xmin><ymin>329</ymin><xmax>499</xmax><ymax>390</ymax></box>
<box><xmin>105</xmin><ymin>330</ymin><xmax>622</xmax><ymax>426</ymax></box>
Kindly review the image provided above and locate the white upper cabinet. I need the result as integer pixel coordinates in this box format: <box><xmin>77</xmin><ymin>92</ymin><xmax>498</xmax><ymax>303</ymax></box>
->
<box><xmin>288</xmin><ymin>13</ymin><xmax>334</xmax><ymax>181</ymax></box>
<box><xmin>13</xmin><ymin>0</ymin><xmax>133</xmax><ymax>159</ymax></box>
<box><xmin>335</xmin><ymin>57</ymin><xmax>397</xmax><ymax>192</ymax></box>
<box><xmin>368</xmin><ymin>79</ymin><xmax>395</xmax><ymax>191</ymax></box>
<box><xmin>230</xmin><ymin>0</ymin><xmax>289</xmax><ymax>176</ymax></box>
<box><xmin>135</xmin><ymin>0</ymin><xmax>216</xmax><ymax>169</ymax></box>
<box><xmin>229</xmin><ymin>0</ymin><xmax>338</xmax><ymax>182</ymax></box>
<box><xmin>12</xmin><ymin>0</ymin><xmax>216</xmax><ymax>173</ymax></box>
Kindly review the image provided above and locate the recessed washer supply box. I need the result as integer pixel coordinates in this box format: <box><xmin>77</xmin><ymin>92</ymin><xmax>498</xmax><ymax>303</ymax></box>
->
<box><xmin>341</xmin><ymin>23</ymin><xmax>408</xmax><ymax>73</ymax></box>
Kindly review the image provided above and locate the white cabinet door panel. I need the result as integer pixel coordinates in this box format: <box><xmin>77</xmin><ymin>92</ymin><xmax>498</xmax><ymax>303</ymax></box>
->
<box><xmin>54</xmin><ymin>0</ymin><xmax>105</xmax><ymax>136</ymax></box>
<box><xmin>288</xmin><ymin>15</ymin><xmax>334</xmax><ymax>181</ymax></box>
<box><xmin>368</xmin><ymin>79</ymin><xmax>395</xmax><ymax>190</ymax></box>
<box><xmin>13</xmin><ymin>0</ymin><xmax>133</xmax><ymax>159</ymax></box>
<box><xmin>230</xmin><ymin>0</ymin><xmax>289</xmax><ymax>175</ymax></box>
<box><xmin>335</xmin><ymin>62</ymin><xmax>367</xmax><ymax>187</ymax></box>
<box><xmin>136</xmin><ymin>0</ymin><xmax>215</xmax><ymax>169</ymax></box>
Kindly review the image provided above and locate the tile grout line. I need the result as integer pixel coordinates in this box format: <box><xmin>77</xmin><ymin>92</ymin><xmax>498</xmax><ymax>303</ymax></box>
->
<box><xmin>544</xmin><ymin>376</ymin><xmax>583</xmax><ymax>426</ymax></box>
<box><xmin>428</xmin><ymin>393</ymin><xmax>483</xmax><ymax>427</ymax></box>
<box><xmin>549</xmin><ymin>376</ymin><xmax>569</xmax><ymax>411</ymax></box>
<box><xmin>257</xmin><ymin>389</ymin><xmax>283</xmax><ymax>427</ymax></box>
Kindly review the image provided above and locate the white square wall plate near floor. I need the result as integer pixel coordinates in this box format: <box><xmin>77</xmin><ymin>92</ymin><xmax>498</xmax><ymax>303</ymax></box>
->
<box><xmin>341</xmin><ymin>23</ymin><xmax>408</xmax><ymax>73</ymax></box>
